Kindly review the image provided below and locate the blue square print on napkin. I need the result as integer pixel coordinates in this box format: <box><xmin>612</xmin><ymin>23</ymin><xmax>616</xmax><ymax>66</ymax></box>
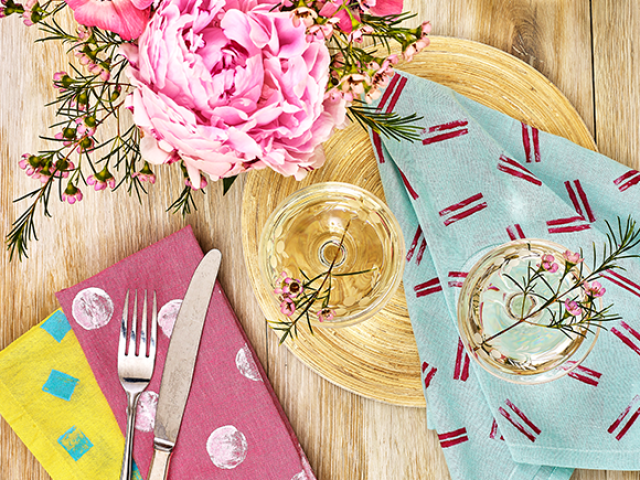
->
<box><xmin>58</xmin><ymin>426</ymin><xmax>93</xmax><ymax>461</ymax></box>
<box><xmin>42</xmin><ymin>369</ymin><xmax>79</xmax><ymax>401</ymax></box>
<box><xmin>40</xmin><ymin>310</ymin><xmax>71</xmax><ymax>343</ymax></box>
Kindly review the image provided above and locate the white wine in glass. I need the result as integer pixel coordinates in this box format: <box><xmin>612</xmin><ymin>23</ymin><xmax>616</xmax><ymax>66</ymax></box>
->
<box><xmin>259</xmin><ymin>182</ymin><xmax>405</xmax><ymax>329</ymax></box>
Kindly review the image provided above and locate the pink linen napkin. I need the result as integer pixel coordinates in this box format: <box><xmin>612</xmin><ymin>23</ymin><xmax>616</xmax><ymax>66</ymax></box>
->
<box><xmin>56</xmin><ymin>226</ymin><xmax>315</xmax><ymax>480</ymax></box>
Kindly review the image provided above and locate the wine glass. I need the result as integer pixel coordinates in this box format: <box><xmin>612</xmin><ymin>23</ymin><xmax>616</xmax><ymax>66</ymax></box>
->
<box><xmin>457</xmin><ymin>239</ymin><xmax>600</xmax><ymax>384</ymax></box>
<box><xmin>258</xmin><ymin>182</ymin><xmax>404</xmax><ymax>329</ymax></box>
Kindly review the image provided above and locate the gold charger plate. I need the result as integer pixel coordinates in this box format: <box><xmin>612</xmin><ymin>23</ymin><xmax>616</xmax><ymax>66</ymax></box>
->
<box><xmin>241</xmin><ymin>36</ymin><xmax>597</xmax><ymax>407</ymax></box>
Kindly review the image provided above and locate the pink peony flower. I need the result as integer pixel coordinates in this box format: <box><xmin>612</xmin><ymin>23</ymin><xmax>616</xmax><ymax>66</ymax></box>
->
<box><xmin>64</xmin><ymin>0</ymin><xmax>150</xmax><ymax>41</ymax></box>
<box><xmin>584</xmin><ymin>280</ymin><xmax>606</xmax><ymax>298</ymax></box>
<box><xmin>564</xmin><ymin>299</ymin><xmax>583</xmax><ymax>317</ymax></box>
<box><xmin>122</xmin><ymin>0</ymin><xmax>346</xmax><ymax>189</ymax></box>
<box><xmin>541</xmin><ymin>254</ymin><xmax>559</xmax><ymax>273</ymax></box>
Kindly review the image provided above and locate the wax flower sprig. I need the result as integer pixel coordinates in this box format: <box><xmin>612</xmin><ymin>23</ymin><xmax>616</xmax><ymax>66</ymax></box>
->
<box><xmin>3</xmin><ymin>0</ymin><xmax>430</xmax><ymax>261</ymax></box>
<box><xmin>480</xmin><ymin>217</ymin><xmax>640</xmax><ymax>352</ymax></box>
<box><xmin>284</xmin><ymin>1</ymin><xmax>431</xmax><ymax>140</ymax></box>
<box><xmin>269</xmin><ymin>222</ymin><xmax>372</xmax><ymax>343</ymax></box>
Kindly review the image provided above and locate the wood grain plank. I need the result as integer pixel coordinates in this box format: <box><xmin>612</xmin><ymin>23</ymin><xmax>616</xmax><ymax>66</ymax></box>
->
<box><xmin>419</xmin><ymin>0</ymin><xmax>595</xmax><ymax>137</ymax></box>
<box><xmin>592</xmin><ymin>0</ymin><xmax>640</xmax><ymax>169</ymax></box>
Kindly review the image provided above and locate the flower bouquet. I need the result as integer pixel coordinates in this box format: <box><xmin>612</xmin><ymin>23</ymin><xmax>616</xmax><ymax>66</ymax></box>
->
<box><xmin>1</xmin><ymin>0</ymin><xmax>430</xmax><ymax>259</ymax></box>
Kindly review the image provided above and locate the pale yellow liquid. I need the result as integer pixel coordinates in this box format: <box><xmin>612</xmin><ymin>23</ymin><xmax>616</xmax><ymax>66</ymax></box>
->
<box><xmin>264</xmin><ymin>192</ymin><xmax>400</xmax><ymax>322</ymax></box>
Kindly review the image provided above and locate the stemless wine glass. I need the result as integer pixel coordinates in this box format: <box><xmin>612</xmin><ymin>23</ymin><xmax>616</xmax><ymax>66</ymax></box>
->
<box><xmin>457</xmin><ymin>239</ymin><xmax>600</xmax><ymax>384</ymax></box>
<box><xmin>258</xmin><ymin>182</ymin><xmax>405</xmax><ymax>328</ymax></box>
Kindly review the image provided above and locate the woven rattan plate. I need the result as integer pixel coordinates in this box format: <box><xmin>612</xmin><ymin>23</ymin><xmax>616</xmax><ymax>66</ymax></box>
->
<box><xmin>241</xmin><ymin>36</ymin><xmax>597</xmax><ymax>407</ymax></box>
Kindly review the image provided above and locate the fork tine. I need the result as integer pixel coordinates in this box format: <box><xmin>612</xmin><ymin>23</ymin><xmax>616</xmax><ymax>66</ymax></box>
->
<box><xmin>129</xmin><ymin>290</ymin><xmax>138</xmax><ymax>356</ymax></box>
<box><xmin>150</xmin><ymin>291</ymin><xmax>158</xmax><ymax>359</ymax></box>
<box><xmin>118</xmin><ymin>290</ymin><xmax>129</xmax><ymax>359</ymax></box>
<box><xmin>140</xmin><ymin>290</ymin><xmax>148</xmax><ymax>357</ymax></box>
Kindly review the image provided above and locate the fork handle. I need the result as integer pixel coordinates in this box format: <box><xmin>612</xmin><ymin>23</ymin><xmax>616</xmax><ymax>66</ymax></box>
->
<box><xmin>147</xmin><ymin>442</ymin><xmax>172</xmax><ymax>480</ymax></box>
<box><xmin>119</xmin><ymin>392</ymin><xmax>140</xmax><ymax>480</ymax></box>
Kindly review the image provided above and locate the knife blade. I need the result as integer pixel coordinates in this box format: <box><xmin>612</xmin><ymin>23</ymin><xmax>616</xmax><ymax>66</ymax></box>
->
<box><xmin>147</xmin><ymin>248</ymin><xmax>222</xmax><ymax>480</ymax></box>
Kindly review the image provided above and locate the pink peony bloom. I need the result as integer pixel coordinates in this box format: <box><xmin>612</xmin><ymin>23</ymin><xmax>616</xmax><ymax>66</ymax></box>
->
<box><xmin>122</xmin><ymin>0</ymin><xmax>346</xmax><ymax>188</ymax></box>
<box><xmin>584</xmin><ymin>280</ymin><xmax>606</xmax><ymax>298</ymax></box>
<box><xmin>64</xmin><ymin>0</ymin><xmax>150</xmax><ymax>41</ymax></box>
<box><xmin>564</xmin><ymin>299</ymin><xmax>583</xmax><ymax>317</ymax></box>
<box><xmin>541</xmin><ymin>254</ymin><xmax>559</xmax><ymax>273</ymax></box>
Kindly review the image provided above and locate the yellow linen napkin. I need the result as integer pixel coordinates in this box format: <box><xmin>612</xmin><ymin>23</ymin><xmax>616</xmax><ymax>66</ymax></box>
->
<box><xmin>0</xmin><ymin>309</ymin><xmax>140</xmax><ymax>480</ymax></box>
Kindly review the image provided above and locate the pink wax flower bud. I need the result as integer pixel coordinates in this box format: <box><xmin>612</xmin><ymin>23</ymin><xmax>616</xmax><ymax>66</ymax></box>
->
<box><xmin>53</xmin><ymin>159</ymin><xmax>75</xmax><ymax>179</ymax></box>
<box><xmin>132</xmin><ymin>162</ymin><xmax>156</xmax><ymax>184</ymax></box>
<box><xmin>564</xmin><ymin>299</ymin><xmax>583</xmax><ymax>317</ymax></box>
<box><xmin>291</xmin><ymin>7</ymin><xmax>317</xmax><ymax>28</ymax></box>
<box><xmin>87</xmin><ymin>166</ymin><xmax>116</xmax><ymax>191</ymax></box>
<box><xmin>584</xmin><ymin>281</ymin><xmax>606</xmax><ymax>298</ymax></box>
<box><xmin>563</xmin><ymin>250</ymin><xmax>583</xmax><ymax>265</ymax></box>
<box><xmin>61</xmin><ymin>182</ymin><xmax>83</xmax><ymax>204</ymax></box>
<box><xmin>541</xmin><ymin>254</ymin><xmax>559</xmax><ymax>273</ymax></box>
<box><xmin>317</xmin><ymin>308</ymin><xmax>335</xmax><ymax>322</ymax></box>
<box><xmin>185</xmin><ymin>175</ymin><xmax>208</xmax><ymax>190</ymax></box>
<box><xmin>280</xmin><ymin>299</ymin><xmax>296</xmax><ymax>317</ymax></box>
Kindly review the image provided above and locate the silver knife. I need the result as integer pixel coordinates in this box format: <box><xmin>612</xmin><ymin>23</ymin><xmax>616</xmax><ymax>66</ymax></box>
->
<box><xmin>147</xmin><ymin>249</ymin><xmax>222</xmax><ymax>480</ymax></box>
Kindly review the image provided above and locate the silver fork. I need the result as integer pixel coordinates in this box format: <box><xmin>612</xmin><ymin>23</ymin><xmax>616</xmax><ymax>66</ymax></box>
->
<box><xmin>118</xmin><ymin>290</ymin><xmax>158</xmax><ymax>480</ymax></box>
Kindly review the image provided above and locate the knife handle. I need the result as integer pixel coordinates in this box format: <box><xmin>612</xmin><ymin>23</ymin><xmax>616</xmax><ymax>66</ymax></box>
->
<box><xmin>147</xmin><ymin>442</ymin><xmax>172</xmax><ymax>480</ymax></box>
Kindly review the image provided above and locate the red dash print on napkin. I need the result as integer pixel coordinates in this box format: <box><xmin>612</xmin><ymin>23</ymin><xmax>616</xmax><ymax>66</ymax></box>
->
<box><xmin>453</xmin><ymin>339</ymin><xmax>470</xmax><ymax>382</ymax></box>
<box><xmin>489</xmin><ymin>419</ymin><xmax>505</xmax><ymax>441</ymax></box>
<box><xmin>414</xmin><ymin>278</ymin><xmax>442</xmax><ymax>298</ymax></box>
<box><xmin>547</xmin><ymin>180</ymin><xmax>595</xmax><ymax>234</ymax></box>
<box><xmin>372</xmin><ymin>131</ymin><xmax>385</xmax><ymax>163</ymax></box>
<box><xmin>422</xmin><ymin>361</ymin><xmax>437</xmax><ymax>389</ymax></box>
<box><xmin>406</xmin><ymin>226</ymin><xmax>426</xmax><ymax>266</ymax></box>
<box><xmin>611</xmin><ymin>321</ymin><xmax>640</xmax><ymax>356</ymax></box>
<box><xmin>614</xmin><ymin>169</ymin><xmax>640</xmax><ymax>192</ymax></box>
<box><xmin>608</xmin><ymin>395</ymin><xmax>640</xmax><ymax>441</ymax></box>
<box><xmin>497</xmin><ymin>155</ymin><xmax>542</xmax><ymax>185</ymax></box>
<box><xmin>398</xmin><ymin>168</ymin><xmax>419</xmax><ymax>200</ymax></box>
<box><xmin>499</xmin><ymin>399</ymin><xmax>541</xmax><ymax>442</ymax></box>
<box><xmin>376</xmin><ymin>73</ymin><xmax>400</xmax><ymax>112</ymax></box>
<box><xmin>522</xmin><ymin>123</ymin><xmax>541</xmax><ymax>163</ymax></box>
<box><xmin>438</xmin><ymin>428</ymin><xmax>469</xmax><ymax>448</ymax></box>
<box><xmin>561</xmin><ymin>361</ymin><xmax>602</xmax><ymax>386</ymax></box>
<box><xmin>565</xmin><ymin>179</ymin><xmax>596</xmax><ymax>222</ymax></box>
<box><xmin>385</xmin><ymin>76</ymin><xmax>408</xmax><ymax>114</ymax></box>
<box><xmin>546</xmin><ymin>216</ymin><xmax>591</xmax><ymax>234</ymax></box>
<box><xmin>422</xmin><ymin>119</ymin><xmax>469</xmax><ymax>145</ymax></box>
<box><xmin>447</xmin><ymin>271</ymin><xmax>468</xmax><ymax>288</ymax></box>
<box><xmin>506</xmin><ymin>224</ymin><xmax>526</xmax><ymax>240</ymax></box>
<box><xmin>601</xmin><ymin>271</ymin><xmax>640</xmax><ymax>299</ymax></box>
<box><xmin>439</xmin><ymin>193</ymin><xmax>488</xmax><ymax>226</ymax></box>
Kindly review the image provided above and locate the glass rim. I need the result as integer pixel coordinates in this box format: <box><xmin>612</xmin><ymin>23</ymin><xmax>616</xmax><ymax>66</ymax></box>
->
<box><xmin>457</xmin><ymin>238</ymin><xmax>601</xmax><ymax>385</ymax></box>
<box><xmin>258</xmin><ymin>181</ymin><xmax>405</xmax><ymax>328</ymax></box>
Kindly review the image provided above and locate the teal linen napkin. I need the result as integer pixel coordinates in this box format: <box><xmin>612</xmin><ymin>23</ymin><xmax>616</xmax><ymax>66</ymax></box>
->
<box><xmin>369</xmin><ymin>71</ymin><xmax>640</xmax><ymax>479</ymax></box>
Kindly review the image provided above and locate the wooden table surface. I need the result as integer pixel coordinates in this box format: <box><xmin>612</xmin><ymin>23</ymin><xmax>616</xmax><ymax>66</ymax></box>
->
<box><xmin>1</xmin><ymin>1</ymin><xmax>639</xmax><ymax>479</ymax></box>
